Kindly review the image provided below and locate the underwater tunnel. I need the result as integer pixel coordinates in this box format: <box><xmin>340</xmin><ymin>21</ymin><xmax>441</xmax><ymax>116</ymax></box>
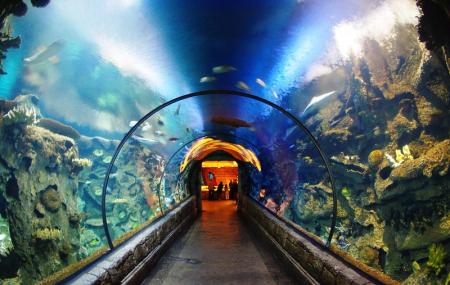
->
<box><xmin>0</xmin><ymin>0</ymin><xmax>449</xmax><ymax>284</ymax></box>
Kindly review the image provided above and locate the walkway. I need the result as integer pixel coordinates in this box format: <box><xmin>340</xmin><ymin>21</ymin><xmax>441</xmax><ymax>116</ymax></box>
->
<box><xmin>142</xmin><ymin>200</ymin><xmax>297</xmax><ymax>285</ymax></box>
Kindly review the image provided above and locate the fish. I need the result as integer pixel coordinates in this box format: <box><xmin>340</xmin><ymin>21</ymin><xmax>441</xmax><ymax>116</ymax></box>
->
<box><xmin>255</xmin><ymin>78</ymin><xmax>266</xmax><ymax>88</ymax></box>
<box><xmin>112</xmin><ymin>198</ymin><xmax>129</xmax><ymax>204</ymax></box>
<box><xmin>175</xmin><ymin>104</ymin><xmax>181</xmax><ymax>115</ymax></box>
<box><xmin>212</xmin><ymin>65</ymin><xmax>237</xmax><ymax>74</ymax></box>
<box><xmin>141</xmin><ymin>122</ymin><xmax>151</xmax><ymax>131</ymax></box>
<box><xmin>211</xmin><ymin>116</ymin><xmax>252</xmax><ymax>128</ymax></box>
<box><xmin>48</xmin><ymin>55</ymin><xmax>60</xmax><ymax>64</ymax></box>
<box><xmin>129</xmin><ymin>121</ymin><xmax>151</xmax><ymax>131</ymax></box>
<box><xmin>200</xmin><ymin>76</ymin><xmax>216</xmax><ymax>83</ymax></box>
<box><xmin>302</xmin><ymin>91</ymin><xmax>336</xmax><ymax>114</ymax></box>
<box><xmin>24</xmin><ymin>40</ymin><xmax>65</xmax><ymax>65</ymax></box>
<box><xmin>235</xmin><ymin>81</ymin><xmax>251</xmax><ymax>91</ymax></box>
<box><xmin>131</xmin><ymin>135</ymin><xmax>159</xmax><ymax>147</ymax></box>
<box><xmin>271</xmin><ymin>90</ymin><xmax>279</xmax><ymax>99</ymax></box>
<box><xmin>168</xmin><ymin>137</ymin><xmax>179</xmax><ymax>142</ymax></box>
<box><xmin>186</xmin><ymin>127</ymin><xmax>191</xmax><ymax>133</ymax></box>
<box><xmin>283</xmin><ymin>125</ymin><xmax>297</xmax><ymax>140</ymax></box>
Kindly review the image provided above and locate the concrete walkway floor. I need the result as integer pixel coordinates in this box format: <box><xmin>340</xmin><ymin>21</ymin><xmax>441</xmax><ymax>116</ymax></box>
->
<box><xmin>142</xmin><ymin>200</ymin><xmax>297</xmax><ymax>285</ymax></box>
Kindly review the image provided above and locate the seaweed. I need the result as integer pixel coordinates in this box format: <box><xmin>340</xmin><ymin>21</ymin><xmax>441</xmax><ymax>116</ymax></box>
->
<box><xmin>426</xmin><ymin>243</ymin><xmax>447</xmax><ymax>276</ymax></box>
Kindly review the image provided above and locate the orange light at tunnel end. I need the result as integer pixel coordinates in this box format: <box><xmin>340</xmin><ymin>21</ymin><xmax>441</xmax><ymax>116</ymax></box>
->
<box><xmin>180</xmin><ymin>137</ymin><xmax>261</xmax><ymax>172</ymax></box>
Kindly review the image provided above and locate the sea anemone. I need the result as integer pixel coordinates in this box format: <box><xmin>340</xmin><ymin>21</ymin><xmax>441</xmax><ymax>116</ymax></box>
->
<box><xmin>93</xmin><ymin>149</ymin><xmax>104</xmax><ymax>157</ymax></box>
<box><xmin>103</xmin><ymin>156</ymin><xmax>112</xmax><ymax>164</ymax></box>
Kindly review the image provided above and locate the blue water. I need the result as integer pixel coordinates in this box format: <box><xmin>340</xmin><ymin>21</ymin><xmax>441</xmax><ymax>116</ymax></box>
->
<box><xmin>0</xmin><ymin>0</ymin><xmax>386</xmax><ymax>138</ymax></box>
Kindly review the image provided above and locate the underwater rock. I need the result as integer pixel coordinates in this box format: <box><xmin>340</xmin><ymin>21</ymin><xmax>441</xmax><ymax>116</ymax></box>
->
<box><xmin>421</xmin><ymin>139</ymin><xmax>450</xmax><ymax>177</ymax></box>
<box><xmin>330</xmin><ymin>154</ymin><xmax>368</xmax><ymax>187</ymax></box>
<box><xmin>85</xmin><ymin>185</ymin><xmax>102</xmax><ymax>207</ymax></box>
<box><xmin>387</xmin><ymin>112</ymin><xmax>419</xmax><ymax>143</ymax></box>
<box><xmin>415</xmin><ymin>96</ymin><xmax>444</xmax><ymax>131</ymax></box>
<box><xmin>391</xmin><ymin>139</ymin><xmax>449</xmax><ymax>181</ymax></box>
<box><xmin>80</xmin><ymin>229</ymin><xmax>101</xmax><ymax>252</ymax></box>
<box><xmin>37</xmin><ymin>118</ymin><xmax>81</xmax><ymax>141</ymax></box>
<box><xmin>390</xmin><ymin>159</ymin><xmax>424</xmax><ymax>181</ymax></box>
<box><xmin>68</xmin><ymin>211</ymin><xmax>81</xmax><ymax>225</ymax></box>
<box><xmin>0</xmin><ymin>216</ymin><xmax>13</xmax><ymax>257</ymax></box>
<box><xmin>0</xmin><ymin>13</ymin><xmax>21</xmax><ymax>75</ymax></box>
<box><xmin>320</xmin><ymin>128</ymin><xmax>352</xmax><ymax>151</ymax></box>
<box><xmin>303</xmin><ymin>182</ymin><xmax>333</xmax><ymax>194</ymax></box>
<box><xmin>0</xmin><ymin>99</ymin><xmax>17</xmax><ymax>115</ymax></box>
<box><xmin>396</xmin><ymin>215</ymin><xmax>450</xmax><ymax>251</ymax></box>
<box><xmin>78</xmin><ymin>135</ymin><xmax>119</xmax><ymax>151</ymax></box>
<box><xmin>30</xmin><ymin>0</ymin><xmax>51</xmax><ymax>7</ymax></box>
<box><xmin>40</xmin><ymin>186</ymin><xmax>61</xmax><ymax>212</ymax></box>
<box><xmin>34</xmin><ymin>202</ymin><xmax>46</xmax><ymax>217</ymax></box>
<box><xmin>0</xmin><ymin>120</ymin><xmax>80</xmax><ymax>283</ymax></box>
<box><xmin>59</xmin><ymin>241</ymin><xmax>72</xmax><ymax>258</ymax></box>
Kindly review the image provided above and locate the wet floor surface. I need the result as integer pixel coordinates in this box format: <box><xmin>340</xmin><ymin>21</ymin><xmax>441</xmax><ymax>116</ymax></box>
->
<box><xmin>141</xmin><ymin>200</ymin><xmax>297</xmax><ymax>285</ymax></box>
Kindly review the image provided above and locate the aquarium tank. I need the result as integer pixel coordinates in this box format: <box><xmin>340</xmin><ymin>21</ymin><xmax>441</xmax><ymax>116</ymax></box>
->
<box><xmin>0</xmin><ymin>0</ymin><xmax>449</xmax><ymax>284</ymax></box>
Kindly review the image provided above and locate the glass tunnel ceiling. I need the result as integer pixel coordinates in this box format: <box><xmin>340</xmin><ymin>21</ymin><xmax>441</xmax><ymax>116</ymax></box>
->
<box><xmin>101</xmin><ymin>90</ymin><xmax>336</xmax><ymax>247</ymax></box>
<box><xmin>0</xmin><ymin>0</ymin><xmax>421</xmax><ymax>137</ymax></box>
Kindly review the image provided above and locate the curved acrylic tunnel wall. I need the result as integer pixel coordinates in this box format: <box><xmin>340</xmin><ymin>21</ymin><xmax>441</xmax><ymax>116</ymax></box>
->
<box><xmin>102</xmin><ymin>91</ymin><xmax>337</xmax><ymax>248</ymax></box>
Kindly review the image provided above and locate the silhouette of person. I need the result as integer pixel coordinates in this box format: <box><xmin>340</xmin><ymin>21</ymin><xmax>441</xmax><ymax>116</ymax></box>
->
<box><xmin>217</xmin><ymin>181</ymin><xmax>223</xmax><ymax>200</ymax></box>
<box><xmin>208</xmin><ymin>183</ymin><xmax>214</xmax><ymax>200</ymax></box>
<box><xmin>224</xmin><ymin>184</ymin><xmax>229</xmax><ymax>199</ymax></box>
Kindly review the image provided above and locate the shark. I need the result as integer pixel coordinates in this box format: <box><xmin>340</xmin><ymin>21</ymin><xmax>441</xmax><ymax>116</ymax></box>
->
<box><xmin>302</xmin><ymin>91</ymin><xmax>336</xmax><ymax>115</ymax></box>
<box><xmin>24</xmin><ymin>40</ymin><xmax>65</xmax><ymax>65</ymax></box>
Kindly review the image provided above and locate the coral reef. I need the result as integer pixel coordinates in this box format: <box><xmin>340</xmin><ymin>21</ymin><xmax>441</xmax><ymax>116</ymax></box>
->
<box><xmin>255</xmin><ymin>22</ymin><xmax>450</xmax><ymax>283</ymax></box>
<box><xmin>71</xmin><ymin>158</ymin><xmax>92</xmax><ymax>168</ymax></box>
<box><xmin>75</xmin><ymin>133</ymin><xmax>165</xmax><ymax>256</ymax></box>
<box><xmin>426</xmin><ymin>243</ymin><xmax>446</xmax><ymax>276</ymax></box>
<box><xmin>2</xmin><ymin>106</ymin><xmax>38</xmax><ymax>126</ymax></box>
<box><xmin>33</xmin><ymin>228</ymin><xmax>61</xmax><ymax>241</ymax></box>
<box><xmin>0</xmin><ymin>97</ymin><xmax>81</xmax><ymax>284</ymax></box>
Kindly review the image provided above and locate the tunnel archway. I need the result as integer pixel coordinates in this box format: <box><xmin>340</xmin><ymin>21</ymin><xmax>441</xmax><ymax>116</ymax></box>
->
<box><xmin>101</xmin><ymin>89</ymin><xmax>337</xmax><ymax>249</ymax></box>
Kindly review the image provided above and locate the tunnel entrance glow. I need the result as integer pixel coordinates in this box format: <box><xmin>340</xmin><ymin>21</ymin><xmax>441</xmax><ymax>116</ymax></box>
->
<box><xmin>179</xmin><ymin>137</ymin><xmax>261</xmax><ymax>172</ymax></box>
